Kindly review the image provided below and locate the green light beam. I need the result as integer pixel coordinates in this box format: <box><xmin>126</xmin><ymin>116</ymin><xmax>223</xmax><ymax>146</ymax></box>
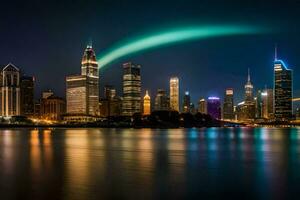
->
<box><xmin>98</xmin><ymin>25</ymin><xmax>264</xmax><ymax>68</ymax></box>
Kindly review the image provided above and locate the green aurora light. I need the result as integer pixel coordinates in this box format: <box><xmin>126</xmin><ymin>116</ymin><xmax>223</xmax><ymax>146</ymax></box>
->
<box><xmin>98</xmin><ymin>25</ymin><xmax>265</xmax><ymax>68</ymax></box>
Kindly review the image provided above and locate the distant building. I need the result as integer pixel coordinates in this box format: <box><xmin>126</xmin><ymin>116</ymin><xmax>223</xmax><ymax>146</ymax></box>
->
<box><xmin>237</xmin><ymin>69</ymin><xmax>255</xmax><ymax>122</ymax></box>
<box><xmin>122</xmin><ymin>62</ymin><xmax>141</xmax><ymax>116</ymax></box>
<box><xmin>154</xmin><ymin>89</ymin><xmax>169</xmax><ymax>111</ymax></box>
<box><xmin>20</xmin><ymin>76</ymin><xmax>35</xmax><ymax>117</ymax></box>
<box><xmin>274</xmin><ymin>59</ymin><xmax>292</xmax><ymax>121</ymax></box>
<box><xmin>262</xmin><ymin>89</ymin><xmax>274</xmax><ymax>119</ymax></box>
<box><xmin>223</xmin><ymin>88</ymin><xmax>234</xmax><ymax>120</ymax></box>
<box><xmin>99</xmin><ymin>85</ymin><xmax>122</xmax><ymax>117</ymax></box>
<box><xmin>42</xmin><ymin>90</ymin><xmax>54</xmax><ymax>99</ymax></box>
<box><xmin>143</xmin><ymin>90</ymin><xmax>151</xmax><ymax>115</ymax></box>
<box><xmin>198</xmin><ymin>98</ymin><xmax>207</xmax><ymax>114</ymax></box>
<box><xmin>0</xmin><ymin>63</ymin><xmax>20</xmax><ymax>116</ymax></box>
<box><xmin>41</xmin><ymin>95</ymin><xmax>66</xmax><ymax>121</ymax></box>
<box><xmin>65</xmin><ymin>45</ymin><xmax>99</xmax><ymax>122</ymax></box>
<box><xmin>170</xmin><ymin>77</ymin><xmax>179</xmax><ymax>111</ymax></box>
<box><xmin>256</xmin><ymin>90</ymin><xmax>263</xmax><ymax>119</ymax></box>
<box><xmin>182</xmin><ymin>91</ymin><xmax>191</xmax><ymax>113</ymax></box>
<box><xmin>207</xmin><ymin>97</ymin><xmax>221</xmax><ymax>119</ymax></box>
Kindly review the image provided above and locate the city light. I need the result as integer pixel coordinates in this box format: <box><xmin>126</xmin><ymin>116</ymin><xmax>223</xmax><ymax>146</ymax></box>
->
<box><xmin>98</xmin><ymin>25</ymin><xmax>265</xmax><ymax>68</ymax></box>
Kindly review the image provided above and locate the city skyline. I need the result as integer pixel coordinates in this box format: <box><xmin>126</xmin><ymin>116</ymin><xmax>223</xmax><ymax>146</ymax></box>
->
<box><xmin>0</xmin><ymin>1</ymin><xmax>299</xmax><ymax>105</ymax></box>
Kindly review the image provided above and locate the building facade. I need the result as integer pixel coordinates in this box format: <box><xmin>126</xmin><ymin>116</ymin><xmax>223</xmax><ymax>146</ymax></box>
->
<box><xmin>154</xmin><ymin>89</ymin><xmax>169</xmax><ymax>111</ymax></box>
<box><xmin>0</xmin><ymin>63</ymin><xmax>20</xmax><ymax>116</ymax></box>
<box><xmin>66</xmin><ymin>45</ymin><xmax>99</xmax><ymax>121</ymax></box>
<box><xmin>41</xmin><ymin>95</ymin><xmax>66</xmax><ymax>121</ymax></box>
<box><xmin>122</xmin><ymin>62</ymin><xmax>141</xmax><ymax>116</ymax></box>
<box><xmin>274</xmin><ymin>59</ymin><xmax>292</xmax><ymax>121</ymax></box>
<box><xmin>223</xmin><ymin>88</ymin><xmax>234</xmax><ymax>120</ymax></box>
<box><xmin>198</xmin><ymin>98</ymin><xmax>207</xmax><ymax>114</ymax></box>
<box><xmin>170</xmin><ymin>77</ymin><xmax>179</xmax><ymax>111</ymax></box>
<box><xmin>20</xmin><ymin>76</ymin><xmax>35</xmax><ymax>117</ymax></box>
<box><xmin>207</xmin><ymin>97</ymin><xmax>221</xmax><ymax>119</ymax></box>
<box><xmin>182</xmin><ymin>91</ymin><xmax>191</xmax><ymax>113</ymax></box>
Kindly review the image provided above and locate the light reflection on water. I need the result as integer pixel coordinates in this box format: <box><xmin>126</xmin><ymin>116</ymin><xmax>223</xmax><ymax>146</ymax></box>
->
<box><xmin>0</xmin><ymin>128</ymin><xmax>300</xmax><ymax>199</ymax></box>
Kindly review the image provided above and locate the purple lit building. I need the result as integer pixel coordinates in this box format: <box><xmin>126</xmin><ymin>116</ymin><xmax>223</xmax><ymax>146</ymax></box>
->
<box><xmin>207</xmin><ymin>97</ymin><xmax>221</xmax><ymax>119</ymax></box>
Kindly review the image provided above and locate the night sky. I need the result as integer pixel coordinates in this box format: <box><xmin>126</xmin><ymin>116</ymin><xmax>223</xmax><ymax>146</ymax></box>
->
<box><xmin>0</xmin><ymin>0</ymin><xmax>299</xmax><ymax>107</ymax></box>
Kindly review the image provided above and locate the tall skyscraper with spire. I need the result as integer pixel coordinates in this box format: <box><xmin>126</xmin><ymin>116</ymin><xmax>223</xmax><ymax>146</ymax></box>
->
<box><xmin>274</xmin><ymin>46</ymin><xmax>293</xmax><ymax>121</ymax></box>
<box><xmin>245</xmin><ymin>68</ymin><xmax>254</xmax><ymax>103</ymax></box>
<box><xmin>66</xmin><ymin>45</ymin><xmax>99</xmax><ymax>121</ymax></box>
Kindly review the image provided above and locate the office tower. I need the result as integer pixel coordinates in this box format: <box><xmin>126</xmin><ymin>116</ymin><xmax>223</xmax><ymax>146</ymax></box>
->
<box><xmin>0</xmin><ymin>63</ymin><xmax>20</xmax><ymax>116</ymax></box>
<box><xmin>42</xmin><ymin>90</ymin><xmax>54</xmax><ymax>99</ymax></box>
<box><xmin>170</xmin><ymin>77</ymin><xmax>179</xmax><ymax>111</ymax></box>
<box><xmin>122</xmin><ymin>62</ymin><xmax>141</xmax><ymax>116</ymax></box>
<box><xmin>20</xmin><ymin>76</ymin><xmax>35</xmax><ymax>117</ymax></box>
<box><xmin>182</xmin><ymin>91</ymin><xmax>191</xmax><ymax>113</ymax></box>
<box><xmin>198</xmin><ymin>98</ymin><xmax>207</xmax><ymax>114</ymax></box>
<box><xmin>237</xmin><ymin>69</ymin><xmax>255</xmax><ymax>121</ymax></box>
<box><xmin>66</xmin><ymin>45</ymin><xmax>99</xmax><ymax>121</ymax></box>
<box><xmin>223</xmin><ymin>88</ymin><xmax>234</xmax><ymax>120</ymax></box>
<box><xmin>256</xmin><ymin>90</ymin><xmax>263</xmax><ymax>118</ymax></box>
<box><xmin>143</xmin><ymin>90</ymin><xmax>151</xmax><ymax>115</ymax></box>
<box><xmin>245</xmin><ymin>68</ymin><xmax>254</xmax><ymax>102</ymax></box>
<box><xmin>41</xmin><ymin>94</ymin><xmax>66</xmax><ymax>121</ymax></box>
<box><xmin>154</xmin><ymin>89</ymin><xmax>170</xmax><ymax>111</ymax></box>
<box><xmin>264</xmin><ymin>89</ymin><xmax>274</xmax><ymax>119</ymax></box>
<box><xmin>104</xmin><ymin>85</ymin><xmax>116</xmax><ymax>100</ymax></box>
<box><xmin>207</xmin><ymin>97</ymin><xmax>221</xmax><ymax>119</ymax></box>
<box><xmin>274</xmin><ymin>59</ymin><xmax>292</xmax><ymax>121</ymax></box>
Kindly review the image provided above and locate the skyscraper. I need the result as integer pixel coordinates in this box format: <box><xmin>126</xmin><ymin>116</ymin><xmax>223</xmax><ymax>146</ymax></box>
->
<box><xmin>154</xmin><ymin>89</ymin><xmax>169</xmax><ymax>111</ymax></box>
<box><xmin>182</xmin><ymin>91</ymin><xmax>190</xmax><ymax>113</ymax></box>
<box><xmin>170</xmin><ymin>77</ymin><xmax>179</xmax><ymax>111</ymax></box>
<box><xmin>198</xmin><ymin>98</ymin><xmax>207</xmax><ymax>114</ymax></box>
<box><xmin>0</xmin><ymin>63</ymin><xmax>20</xmax><ymax>116</ymax></box>
<box><xmin>20</xmin><ymin>76</ymin><xmax>35</xmax><ymax>117</ymax></box>
<box><xmin>143</xmin><ymin>90</ymin><xmax>151</xmax><ymax>115</ymax></box>
<box><xmin>122</xmin><ymin>62</ymin><xmax>141</xmax><ymax>116</ymax></box>
<box><xmin>66</xmin><ymin>45</ymin><xmax>99</xmax><ymax>121</ymax></box>
<box><xmin>207</xmin><ymin>97</ymin><xmax>221</xmax><ymax>119</ymax></box>
<box><xmin>274</xmin><ymin>59</ymin><xmax>292</xmax><ymax>120</ymax></box>
<box><xmin>237</xmin><ymin>69</ymin><xmax>255</xmax><ymax>121</ymax></box>
<box><xmin>223</xmin><ymin>88</ymin><xmax>234</xmax><ymax>120</ymax></box>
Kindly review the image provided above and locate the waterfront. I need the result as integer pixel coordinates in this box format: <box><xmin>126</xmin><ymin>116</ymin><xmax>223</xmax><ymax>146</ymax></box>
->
<box><xmin>0</xmin><ymin>128</ymin><xmax>300</xmax><ymax>199</ymax></box>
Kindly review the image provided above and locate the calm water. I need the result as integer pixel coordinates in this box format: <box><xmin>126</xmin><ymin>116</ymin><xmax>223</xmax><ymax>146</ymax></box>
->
<box><xmin>0</xmin><ymin>128</ymin><xmax>300</xmax><ymax>199</ymax></box>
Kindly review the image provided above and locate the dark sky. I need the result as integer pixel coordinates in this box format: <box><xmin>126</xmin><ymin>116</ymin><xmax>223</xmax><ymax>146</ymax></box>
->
<box><xmin>0</xmin><ymin>0</ymin><xmax>300</xmax><ymax>106</ymax></box>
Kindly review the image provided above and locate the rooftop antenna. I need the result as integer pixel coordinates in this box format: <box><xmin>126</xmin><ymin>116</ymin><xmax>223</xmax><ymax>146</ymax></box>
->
<box><xmin>274</xmin><ymin>44</ymin><xmax>278</xmax><ymax>61</ymax></box>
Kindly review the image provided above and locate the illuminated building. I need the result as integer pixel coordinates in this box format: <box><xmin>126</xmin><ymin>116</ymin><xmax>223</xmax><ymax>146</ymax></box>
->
<box><xmin>237</xmin><ymin>69</ymin><xmax>255</xmax><ymax>122</ymax></box>
<box><xmin>154</xmin><ymin>89</ymin><xmax>169</xmax><ymax>111</ymax></box>
<box><xmin>198</xmin><ymin>98</ymin><xmax>207</xmax><ymax>114</ymax></box>
<box><xmin>223</xmin><ymin>88</ymin><xmax>234</xmax><ymax>120</ymax></box>
<box><xmin>20</xmin><ymin>76</ymin><xmax>35</xmax><ymax>117</ymax></box>
<box><xmin>207</xmin><ymin>97</ymin><xmax>221</xmax><ymax>119</ymax></box>
<box><xmin>122</xmin><ymin>62</ymin><xmax>141</xmax><ymax>116</ymax></box>
<box><xmin>255</xmin><ymin>90</ymin><xmax>263</xmax><ymax>118</ymax></box>
<box><xmin>143</xmin><ymin>90</ymin><xmax>151</xmax><ymax>115</ymax></box>
<box><xmin>170</xmin><ymin>77</ymin><xmax>179</xmax><ymax>111</ymax></box>
<box><xmin>0</xmin><ymin>63</ymin><xmax>20</xmax><ymax>116</ymax></box>
<box><xmin>182</xmin><ymin>91</ymin><xmax>191</xmax><ymax>113</ymax></box>
<box><xmin>42</xmin><ymin>90</ymin><xmax>54</xmax><ymax>99</ymax></box>
<box><xmin>264</xmin><ymin>89</ymin><xmax>274</xmax><ymax>119</ymax></box>
<box><xmin>274</xmin><ymin>58</ymin><xmax>292</xmax><ymax>121</ymax></box>
<box><xmin>99</xmin><ymin>85</ymin><xmax>122</xmax><ymax>117</ymax></box>
<box><xmin>41</xmin><ymin>94</ymin><xmax>66</xmax><ymax>121</ymax></box>
<box><xmin>65</xmin><ymin>45</ymin><xmax>99</xmax><ymax>121</ymax></box>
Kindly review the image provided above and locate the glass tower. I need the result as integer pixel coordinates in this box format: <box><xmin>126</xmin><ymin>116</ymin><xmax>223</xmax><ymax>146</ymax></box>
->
<box><xmin>223</xmin><ymin>88</ymin><xmax>234</xmax><ymax>120</ymax></box>
<box><xmin>274</xmin><ymin>59</ymin><xmax>292</xmax><ymax>120</ymax></box>
<box><xmin>122</xmin><ymin>62</ymin><xmax>141</xmax><ymax>116</ymax></box>
<box><xmin>170</xmin><ymin>77</ymin><xmax>179</xmax><ymax>111</ymax></box>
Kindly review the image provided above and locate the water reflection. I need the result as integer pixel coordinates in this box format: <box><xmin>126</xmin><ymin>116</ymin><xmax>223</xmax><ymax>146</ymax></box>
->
<box><xmin>0</xmin><ymin>128</ymin><xmax>300</xmax><ymax>199</ymax></box>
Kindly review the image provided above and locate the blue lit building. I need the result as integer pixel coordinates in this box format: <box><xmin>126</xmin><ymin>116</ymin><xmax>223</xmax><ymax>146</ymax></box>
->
<box><xmin>207</xmin><ymin>97</ymin><xmax>221</xmax><ymax>120</ymax></box>
<box><xmin>274</xmin><ymin>59</ymin><xmax>293</xmax><ymax>121</ymax></box>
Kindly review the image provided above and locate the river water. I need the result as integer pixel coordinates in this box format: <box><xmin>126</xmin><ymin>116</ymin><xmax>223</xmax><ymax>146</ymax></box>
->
<box><xmin>0</xmin><ymin>128</ymin><xmax>300</xmax><ymax>199</ymax></box>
